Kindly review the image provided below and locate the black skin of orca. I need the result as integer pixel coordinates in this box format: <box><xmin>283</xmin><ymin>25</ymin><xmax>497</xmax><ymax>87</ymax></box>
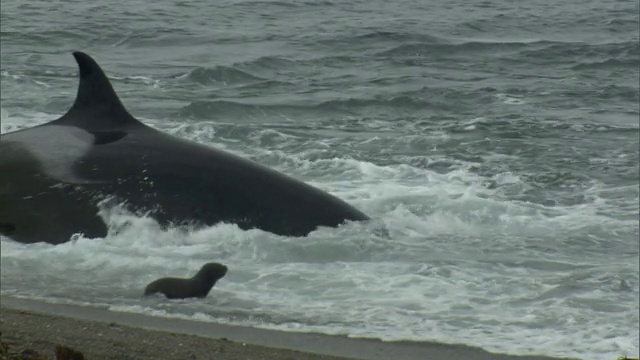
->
<box><xmin>0</xmin><ymin>51</ymin><xmax>370</xmax><ymax>244</ymax></box>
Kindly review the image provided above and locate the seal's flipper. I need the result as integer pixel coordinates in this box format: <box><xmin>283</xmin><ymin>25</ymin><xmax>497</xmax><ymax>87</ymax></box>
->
<box><xmin>52</xmin><ymin>52</ymin><xmax>142</xmax><ymax>130</ymax></box>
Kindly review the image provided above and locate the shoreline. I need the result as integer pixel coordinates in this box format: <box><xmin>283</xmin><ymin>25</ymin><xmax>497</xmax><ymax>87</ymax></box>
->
<box><xmin>0</xmin><ymin>295</ymin><xmax>572</xmax><ymax>360</ymax></box>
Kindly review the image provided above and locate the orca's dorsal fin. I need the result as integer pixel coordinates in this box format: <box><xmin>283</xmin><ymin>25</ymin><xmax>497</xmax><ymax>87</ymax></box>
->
<box><xmin>53</xmin><ymin>51</ymin><xmax>142</xmax><ymax>130</ymax></box>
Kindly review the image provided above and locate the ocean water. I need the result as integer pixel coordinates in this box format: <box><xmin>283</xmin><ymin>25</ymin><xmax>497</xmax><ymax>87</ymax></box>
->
<box><xmin>1</xmin><ymin>0</ymin><xmax>638</xmax><ymax>359</ymax></box>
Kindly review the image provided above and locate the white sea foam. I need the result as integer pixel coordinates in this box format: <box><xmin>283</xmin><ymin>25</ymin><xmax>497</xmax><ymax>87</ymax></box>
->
<box><xmin>495</xmin><ymin>93</ymin><xmax>526</xmax><ymax>105</ymax></box>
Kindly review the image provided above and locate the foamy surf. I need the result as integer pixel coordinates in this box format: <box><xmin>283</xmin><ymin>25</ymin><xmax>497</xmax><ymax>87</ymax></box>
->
<box><xmin>1</xmin><ymin>123</ymin><xmax>637</xmax><ymax>360</ymax></box>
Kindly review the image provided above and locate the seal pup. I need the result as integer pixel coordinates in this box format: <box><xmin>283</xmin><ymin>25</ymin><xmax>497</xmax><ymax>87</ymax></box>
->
<box><xmin>0</xmin><ymin>51</ymin><xmax>370</xmax><ymax>245</ymax></box>
<box><xmin>144</xmin><ymin>262</ymin><xmax>228</xmax><ymax>299</ymax></box>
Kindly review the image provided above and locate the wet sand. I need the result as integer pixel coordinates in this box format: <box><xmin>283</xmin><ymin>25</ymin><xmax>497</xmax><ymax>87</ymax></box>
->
<box><xmin>0</xmin><ymin>296</ymin><xmax>572</xmax><ymax>360</ymax></box>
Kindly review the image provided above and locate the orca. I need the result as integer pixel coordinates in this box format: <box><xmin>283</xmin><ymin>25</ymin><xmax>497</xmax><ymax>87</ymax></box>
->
<box><xmin>0</xmin><ymin>51</ymin><xmax>369</xmax><ymax>244</ymax></box>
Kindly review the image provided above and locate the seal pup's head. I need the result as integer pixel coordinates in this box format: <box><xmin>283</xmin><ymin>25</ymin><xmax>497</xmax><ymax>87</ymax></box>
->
<box><xmin>193</xmin><ymin>262</ymin><xmax>228</xmax><ymax>285</ymax></box>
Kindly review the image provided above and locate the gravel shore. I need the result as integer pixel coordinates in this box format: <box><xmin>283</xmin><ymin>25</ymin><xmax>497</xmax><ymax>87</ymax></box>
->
<box><xmin>0</xmin><ymin>297</ymin><xmax>572</xmax><ymax>360</ymax></box>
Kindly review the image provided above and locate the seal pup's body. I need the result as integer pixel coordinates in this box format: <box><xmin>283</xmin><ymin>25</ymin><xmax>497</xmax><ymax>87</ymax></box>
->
<box><xmin>144</xmin><ymin>262</ymin><xmax>228</xmax><ymax>299</ymax></box>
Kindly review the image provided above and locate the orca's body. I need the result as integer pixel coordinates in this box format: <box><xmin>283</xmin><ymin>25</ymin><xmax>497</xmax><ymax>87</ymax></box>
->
<box><xmin>0</xmin><ymin>52</ymin><xmax>369</xmax><ymax>244</ymax></box>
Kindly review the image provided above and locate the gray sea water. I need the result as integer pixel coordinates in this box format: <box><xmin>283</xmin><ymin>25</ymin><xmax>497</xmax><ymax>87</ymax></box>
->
<box><xmin>1</xmin><ymin>1</ymin><xmax>638</xmax><ymax>359</ymax></box>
